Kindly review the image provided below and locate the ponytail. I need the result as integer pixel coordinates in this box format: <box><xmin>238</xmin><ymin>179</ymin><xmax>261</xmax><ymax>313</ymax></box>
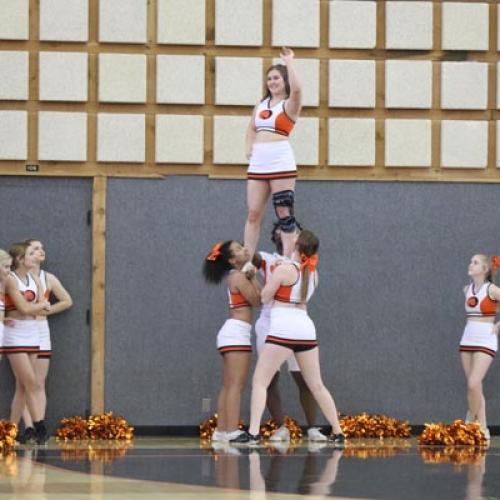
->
<box><xmin>202</xmin><ymin>241</ymin><xmax>234</xmax><ymax>284</ymax></box>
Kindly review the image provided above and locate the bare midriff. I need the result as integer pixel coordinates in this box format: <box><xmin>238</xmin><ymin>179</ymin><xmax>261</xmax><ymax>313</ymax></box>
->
<box><xmin>255</xmin><ymin>130</ymin><xmax>289</xmax><ymax>143</ymax></box>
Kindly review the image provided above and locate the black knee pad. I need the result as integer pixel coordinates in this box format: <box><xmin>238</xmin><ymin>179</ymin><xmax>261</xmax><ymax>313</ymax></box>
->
<box><xmin>272</xmin><ymin>190</ymin><xmax>295</xmax><ymax>215</ymax></box>
<box><xmin>278</xmin><ymin>215</ymin><xmax>297</xmax><ymax>233</ymax></box>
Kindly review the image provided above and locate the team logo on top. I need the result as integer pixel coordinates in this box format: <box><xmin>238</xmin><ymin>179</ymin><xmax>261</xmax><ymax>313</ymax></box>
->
<box><xmin>259</xmin><ymin>110</ymin><xmax>273</xmax><ymax>120</ymax></box>
<box><xmin>23</xmin><ymin>290</ymin><xmax>36</xmax><ymax>302</ymax></box>
<box><xmin>467</xmin><ymin>296</ymin><xmax>479</xmax><ymax>308</ymax></box>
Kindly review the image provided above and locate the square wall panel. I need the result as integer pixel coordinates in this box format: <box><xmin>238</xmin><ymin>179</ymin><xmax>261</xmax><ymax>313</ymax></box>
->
<box><xmin>157</xmin><ymin>55</ymin><xmax>205</xmax><ymax>104</ymax></box>
<box><xmin>216</xmin><ymin>0</ymin><xmax>262</xmax><ymax>46</ymax></box>
<box><xmin>385</xmin><ymin>120</ymin><xmax>431</xmax><ymax>167</ymax></box>
<box><xmin>329</xmin><ymin>118</ymin><xmax>375</xmax><ymax>166</ymax></box>
<box><xmin>38</xmin><ymin>112</ymin><xmax>87</xmax><ymax>161</ymax></box>
<box><xmin>0</xmin><ymin>111</ymin><xmax>27</xmax><ymax>160</ymax></box>
<box><xmin>289</xmin><ymin>118</ymin><xmax>319</xmax><ymax>166</ymax></box>
<box><xmin>442</xmin><ymin>3</ymin><xmax>489</xmax><ymax>51</ymax></box>
<box><xmin>441</xmin><ymin>62</ymin><xmax>488</xmax><ymax>110</ymax></box>
<box><xmin>272</xmin><ymin>57</ymin><xmax>319</xmax><ymax>107</ymax></box>
<box><xmin>97</xmin><ymin>114</ymin><xmax>145</xmax><ymax>163</ymax></box>
<box><xmin>39</xmin><ymin>52</ymin><xmax>88</xmax><ymax>102</ymax></box>
<box><xmin>329</xmin><ymin>60</ymin><xmax>376</xmax><ymax>108</ymax></box>
<box><xmin>441</xmin><ymin>121</ymin><xmax>488</xmax><ymax>169</ymax></box>
<box><xmin>99</xmin><ymin>54</ymin><xmax>146</xmax><ymax>103</ymax></box>
<box><xmin>213</xmin><ymin>116</ymin><xmax>248</xmax><ymax>164</ymax></box>
<box><xmin>272</xmin><ymin>0</ymin><xmax>320</xmax><ymax>48</ymax></box>
<box><xmin>99</xmin><ymin>0</ymin><xmax>147</xmax><ymax>43</ymax></box>
<box><xmin>216</xmin><ymin>57</ymin><xmax>262</xmax><ymax>106</ymax></box>
<box><xmin>385</xmin><ymin>60</ymin><xmax>432</xmax><ymax>109</ymax></box>
<box><xmin>386</xmin><ymin>1</ymin><xmax>433</xmax><ymax>50</ymax></box>
<box><xmin>156</xmin><ymin>115</ymin><xmax>204</xmax><ymax>164</ymax></box>
<box><xmin>329</xmin><ymin>1</ymin><xmax>376</xmax><ymax>49</ymax></box>
<box><xmin>157</xmin><ymin>0</ymin><xmax>205</xmax><ymax>45</ymax></box>
<box><xmin>40</xmin><ymin>0</ymin><xmax>88</xmax><ymax>42</ymax></box>
<box><xmin>497</xmin><ymin>122</ymin><xmax>500</xmax><ymax>167</ymax></box>
<box><xmin>0</xmin><ymin>51</ymin><xmax>29</xmax><ymax>100</ymax></box>
<box><xmin>0</xmin><ymin>0</ymin><xmax>29</xmax><ymax>40</ymax></box>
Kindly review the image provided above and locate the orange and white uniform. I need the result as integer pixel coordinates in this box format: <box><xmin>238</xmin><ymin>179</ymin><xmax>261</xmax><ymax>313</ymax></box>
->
<box><xmin>0</xmin><ymin>291</ymin><xmax>5</xmax><ymax>353</ymax></box>
<box><xmin>459</xmin><ymin>282</ymin><xmax>498</xmax><ymax>358</ymax></box>
<box><xmin>3</xmin><ymin>272</ymin><xmax>40</xmax><ymax>354</ymax></box>
<box><xmin>266</xmin><ymin>262</ymin><xmax>319</xmax><ymax>352</ymax></box>
<box><xmin>216</xmin><ymin>271</ymin><xmax>252</xmax><ymax>355</ymax></box>
<box><xmin>248</xmin><ymin>98</ymin><xmax>297</xmax><ymax>181</ymax></box>
<box><xmin>37</xmin><ymin>270</ymin><xmax>52</xmax><ymax>359</ymax></box>
<box><xmin>255</xmin><ymin>251</ymin><xmax>300</xmax><ymax>370</ymax></box>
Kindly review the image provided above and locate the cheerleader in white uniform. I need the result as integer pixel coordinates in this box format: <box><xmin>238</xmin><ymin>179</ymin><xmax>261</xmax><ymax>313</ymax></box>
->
<box><xmin>244</xmin><ymin>47</ymin><xmax>302</xmax><ymax>259</ymax></box>
<box><xmin>253</xmin><ymin>224</ymin><xmax>326</xmax><ymax>442</ymax></box>
<box><xmin>232</xmin><ymin>230</ymin><xmax>345</xmax><ymax>446</ymax></box>
<box><xmin>16</xmin><ymin>239</ymin><xmax>72</xmax><ymax>443</ymax></box>
<box><xmin>203</xmin><ymin>241</ymin><xmax>261</xmax><ymax>441</ymax></box>
<box><xmin>4</xmin><ymin>242</ymin><xmax>50</xmax><ymax>443</ymax></box>
<box><xmin>459</xmin><ymin>254</ymin><xmax>500</xmax><ymax>440</ymax></box>
<box><xmin>0</xmin><ymin>250</ymin><xmax>13</xmax><ymax>370</ymax></box>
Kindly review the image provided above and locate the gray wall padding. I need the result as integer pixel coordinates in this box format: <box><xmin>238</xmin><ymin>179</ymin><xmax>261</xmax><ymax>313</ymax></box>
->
<box><xmin>105</xmin><ymin>177</ymin><xmax>500</xmax><ymax>426</ymax></box>
<box><xmin>0</xmin><ymin>177</ymin><xmax>92</xmax><ymax>429</ymax></box>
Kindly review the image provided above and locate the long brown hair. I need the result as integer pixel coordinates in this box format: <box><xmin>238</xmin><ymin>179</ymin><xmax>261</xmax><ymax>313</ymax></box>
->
<box><xmin>297</xmin><ymin>230</ymin><xmax>319</xmax><ymax>303</ymax></box>
<box><xmin>263</xmin><ymin>64</ymin><xmax>290</xmax><ymax>101</ymax></box>
<box><xmin>9</xmin><ymin>242</ymin><xmax>29</xmax><ymax>270</ymax></box>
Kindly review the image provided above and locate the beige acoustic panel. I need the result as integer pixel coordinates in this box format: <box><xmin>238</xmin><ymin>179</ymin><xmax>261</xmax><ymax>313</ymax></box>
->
<box><xmin>329</xmin><ymin>0</ymin><xmax>376</xmax><ymax>49</ymax></box>
<box><xmin>40</xmin><ymin>0</ymin><xmax>88</xmax><ymax>42</ymax></box>
<box><xmin>99</xmin><ymin>0</ymin><xmax>147</xmax><ymax>44</ymax></box>
<box><xmin>156</xmin><ymin>115</ymin><xmax>204</xmax><ymax>164</ymax></box>
<box><xmin>157</xmin><ymin>0</ymin><xmax>205</xmax><ymax>45</ymax></box>
<box><xmin>497</xmin><ymin>122</ymin><xmax>500</xmax><ymax>167</ymax></box>
<box><xmin>0</xmin><ymin>111</ymin><xmax>27</xmax><ymax>160</ymax></box>
<box><xmin>156</xmin><ymin>55</ymin><xmax>205</xmax><ymax>104</ymax></box>
<box><xmin>215</xmin><ymin>0</ymin><xmax>262</xmax><ymax>46</ymax></box>
<box><xmin>385</xmin><ymin>119</ymin><xmax>431</xmax><ymax>167</ymax></box>
<box><xmin>97</xmin><ymin>113</ymin><xmax>145</xmax><ymax>163</ymax></box>
<box><xmin>329</xmin><ymin>118</ymin><xmax>375</xmax><ymax>166</ymax></box>
<box><xmin>38</xmin><ymin>112</ymin><xmax>87</xmax><ymax>161</ymax></box>
<box><xmin>0</xmin><ymin>51</ymin><xmax>29</xmax><ymax>100</ymax></box>
<box><xmin>99</xmin><ymin>54</ymin><xmax>147</xmax><ymax>103</ymax></box>
<box><xmin>272</xmin><ymin>0</ymin><xmax>320</xmax><ymax>48</ymax></box>
<box><xmin>385</xmin><ymin>60</ymin><xmax>432</xmax><ymax>109</ymax></box>
<box><xmin>0</xmin><ymin>0</ymin><xmax>29</xmax><ymax>40</ymax></box>
<box><xmin>441</xmin><ymin>120</ymin><xmax>488</xmax><ymax>169</ymax></box>
<box><xmin>213</xmin><ymin>116</ymin><xmax>248</xmax><ymax>164</ymax></box>
<box><xmin>385</xmin><ymin>1</ymin><xmax>433</xmax><ymax>50</ymax></box>
<box><xmin>289</xmin><ymin>118</ymin><xmax>319</xmax><ymax>166</ymax></box>
<box><xmin>272</xmin><ymin>57</ymin><xmax>319</xmax><ymax>107</ymax></box>
<box><xmin>329</xmin><ymin>60</ymin><xmax>376</xmax><ymax>108</ymax></box>
<box><xmin>442</xmin><ymin>2</ymin><xmax>489</xmax><ymax>51</ymax></box>
<box><xmin>441</xmin><ymin>62</ymin><xmax>488</xmax><ymax>110</ymax></box>
<box><xmin>215</xmin><ymin>57</ymin><xmax>262</xmax><ymax>106</ymax></box>
<box><xmin>39</xmin><ymin>52</ymin><xmax>88</xmax><ymax>102</ymax></box>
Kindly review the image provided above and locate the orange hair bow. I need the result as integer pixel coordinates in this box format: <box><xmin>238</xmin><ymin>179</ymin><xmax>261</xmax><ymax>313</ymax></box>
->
<box><xmin>300</xmin><ymin>253</ymin><xmax>319</xmax><ymax>272</ymax></box>
<box><xmin>491</xmin><ymin>255</ymin><xmax>500</xmax><ymax>272</ymax></box>
<box><xmin>207</xmin><ymin>242</ymin><xmax>223</xmax><ymax>261</ymax></box>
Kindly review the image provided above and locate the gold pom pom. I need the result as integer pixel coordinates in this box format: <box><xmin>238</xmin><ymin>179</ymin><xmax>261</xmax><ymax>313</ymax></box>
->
<box><xmin>87</xmin><ymin>412</ymin><xmax>134</xmax><ymax>441</ymax></box>
<box><xmin>199</xmin><ymin>414</ymin><xmax>219</xmax><ymax>440</ymax></box>
<box><xmin>340</xmin><ymin>413</ymin><xmax>412</xmax><ymax>439</ymax></box>
<box><xmin>0</xmin><ymin>420</ymin><xmax>18</xmax><ymax>452</ymax></box>
<box><xmin>418</xmin><ymin>420</ymin><xmax>487</xmax><ymax>447</ymax></box>
<box><xmin>55</xmin><ymin>412</ymin><xmax>134</xmax><ymax>441</ymax></box>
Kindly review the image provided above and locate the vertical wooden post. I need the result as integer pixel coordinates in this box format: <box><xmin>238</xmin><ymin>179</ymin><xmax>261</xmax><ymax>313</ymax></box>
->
<box><xmin>91</xmin><ymin>176</ymin><xmax>107</xmax><ymax>414</ymax></box>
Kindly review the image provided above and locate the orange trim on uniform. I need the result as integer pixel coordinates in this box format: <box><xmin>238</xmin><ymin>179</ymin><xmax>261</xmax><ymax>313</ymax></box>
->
<box><xmin>266</xmin><ymin>335</ymin><xmax>318</xmax><ymax>346</ymax></box>
<box><xmin>2</xmin><ymin>346</ymin><xmax>40</xmax><ymax>354</ymax></box>
<box><xmin>229</xmin><ymin>291</ymin><xmax>251</xmax><ymax>309</ymax></box>
<box><xmin>37</xmin><ymin>350</ymin><xmax>52</xmax><ymax>359</ymax></box>
<box><xmin>459</xmin><ymin>345</ymin><xmax>496</xmax><ymax>358</ymax></box>
<box><xmin>247</xmin><ymin>171</ymin><xmax>298</xmax><ymax>181</ymax></box>
<box><xmin>218</xmin><ymin>345</ymin><xmax>252</xmax><ymax>355</ymax></box>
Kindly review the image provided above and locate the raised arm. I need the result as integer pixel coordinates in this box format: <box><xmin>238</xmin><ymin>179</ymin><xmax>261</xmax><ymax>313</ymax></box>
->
<box><xmin>281</xmin><ymin>47</ymin><xmax>302</xmax><ymax>120</ymax></box>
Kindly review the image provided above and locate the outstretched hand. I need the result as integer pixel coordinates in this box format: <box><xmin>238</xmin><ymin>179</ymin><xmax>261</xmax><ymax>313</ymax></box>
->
<box><xmin>280</xmin><ymin>47</ymin><xmax>294</xmax><ymax>63</ymax></box>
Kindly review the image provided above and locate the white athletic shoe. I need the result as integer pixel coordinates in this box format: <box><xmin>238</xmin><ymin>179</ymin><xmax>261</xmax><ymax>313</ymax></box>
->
<box><xmin>211</xmin><ymin>430</ymin><xmax>226</xmax><ymax>441</ymax></box>
<box><xmin>225</xmin><ymin>429</ymin><xmax>244</xmax><ymax>441</ymax></box>
<box><xmin>482</xmin><ymin>428</ymin><xmax>491</xmax><ymax>441</ymax></box>
<box><xmin>307</xmin><ymin>427</ymin><xmax>328</xmax><ymax>442</ymax></box>
<box><xmin>269</xmin><ymin>425</ymin><xmax>290</xmax><ymax>442</ymax></box>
